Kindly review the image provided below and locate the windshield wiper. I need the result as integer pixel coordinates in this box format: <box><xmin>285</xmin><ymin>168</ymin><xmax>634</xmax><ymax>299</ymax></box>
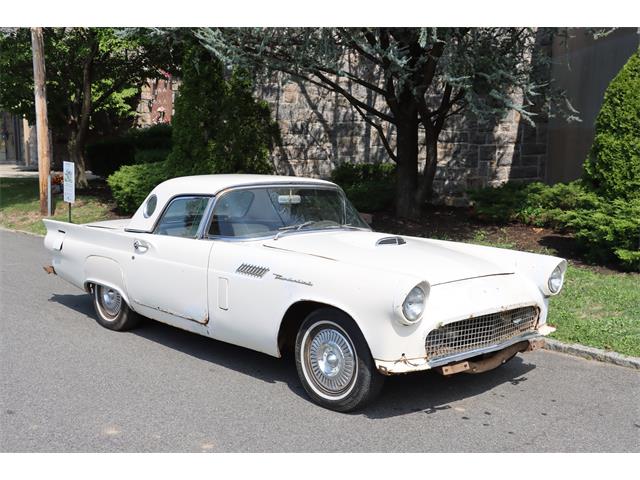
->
<box><xmin>274</xmin><ymin>221</ymin><xmax>316</xmax><ymax>240</ymax></box>
<box><xmin>274</xmin><ymin>221</ymin><xmax>368</xmax><ymax>240</ymax></box>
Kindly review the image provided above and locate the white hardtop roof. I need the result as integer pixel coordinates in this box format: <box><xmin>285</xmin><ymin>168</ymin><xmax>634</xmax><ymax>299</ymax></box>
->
<box><xmin>126</xmin><ymin>174</ymin><xmax>337</xmax><ymax>233</ymax></box>
<box><xmin>154</xmin><ymin>174</ymin><xmax>334</xmax><ymax>196</ymax></box>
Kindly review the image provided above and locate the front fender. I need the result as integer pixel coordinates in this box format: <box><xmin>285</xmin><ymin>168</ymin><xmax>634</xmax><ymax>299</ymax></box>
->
<box><xmin>423</xmin><ymin>238</ymin><xmax>566</xmax><ymax>296</ymax></box>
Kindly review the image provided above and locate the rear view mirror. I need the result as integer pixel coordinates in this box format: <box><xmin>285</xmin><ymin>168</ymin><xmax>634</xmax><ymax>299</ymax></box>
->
<box><xmin>278</xmin><ymin>194</ymin><xmax>302</xmax><ymax>205</ymax></box>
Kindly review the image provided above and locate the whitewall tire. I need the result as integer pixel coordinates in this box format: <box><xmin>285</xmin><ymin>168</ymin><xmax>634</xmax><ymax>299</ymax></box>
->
<box><xmin>295</xmin><ymin>308</ymin><xmax>384</xmax><ymax>412</ymax></box>
<box><xmin>92</xmin><ymin>284</ymin><xmax>140</xmax><ymax>331</ymax></box>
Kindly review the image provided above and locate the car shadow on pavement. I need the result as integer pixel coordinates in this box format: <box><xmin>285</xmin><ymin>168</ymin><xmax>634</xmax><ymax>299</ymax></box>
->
<box><xmin>363</xmin><ymin>358</ymin><xmax>536</xmax><ymax>419</ymax></box>
<box><xmin>49</xmin><ymin>292</ymin><xmax>308</xmax><ymax>399</ymax></box>
<box><xmin>50</xmin><ymin>292</ymin><xmax>537</xmax><ymax>419</ymax></box>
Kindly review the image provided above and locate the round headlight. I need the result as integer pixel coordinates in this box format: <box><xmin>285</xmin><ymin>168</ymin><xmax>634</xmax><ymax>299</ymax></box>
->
<box><xmin>548</xmin><ymin>262</ymin><xmax>566</xmax><ymax>294</ymax></box>
<box><xmin>402</xmin><ymin>286</ymin><xmax>426</xmax><ymax>324</ymax></box>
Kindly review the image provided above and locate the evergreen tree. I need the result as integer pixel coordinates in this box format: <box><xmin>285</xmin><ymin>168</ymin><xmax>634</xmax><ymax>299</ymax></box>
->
<box><xmin>167</xmin><ymin>44</ymin><xmax>278</xmax><ymax>176</ymax></box>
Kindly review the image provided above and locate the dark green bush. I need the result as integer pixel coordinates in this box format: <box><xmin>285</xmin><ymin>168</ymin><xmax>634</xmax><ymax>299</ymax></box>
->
<box><xmin>134</xmin><ymin>148</ymin><xmax>170</xmax><ymax>165</ymax></box>
<box><xmin>331</xmin><ymin>163</ymin><xmax>396</xmax><ymax>212</ymax></box>
<box><xmin>87</xmin><ymin>137</ymin><xmax>136</xmax><ymax>178</ymax></box>
<box><xmin>469</xmin><ymin>181</ymin><xmax>639</xmax><ymax>271</ymax></box>
<box><xmin>87</xmin><ymin>124</ymin><xmax>173</xmax><ymax>178</ymax></box>
<box><xmin>564</xmin><ymin>197</ymin><xmax>640</xmax><ymax>270</ymax></box>
<box><xmin>584</xmin><ymin>49</ymin><xmax>640</xmax><ymax>199</ymax></box>
<box><xmin>129</xmin><ymin>124</ymin><xmax>173</xmax><ymax>151</ymax></box>
<box><xmin>107</xmin><ymin>161</ymin><xmax>169</xmax><ymax>213</ymax></box>
<box><xmin>469</xmin><ymin>181</ymin><xmax>598</xmax><ymax>227</ymax></box>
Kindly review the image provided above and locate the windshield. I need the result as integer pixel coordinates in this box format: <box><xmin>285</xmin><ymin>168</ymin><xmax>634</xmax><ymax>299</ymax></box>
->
<box><xmin>208</xmin><ymin>185</ymin><xmax>369</xmax><ymax>238</ymax></box>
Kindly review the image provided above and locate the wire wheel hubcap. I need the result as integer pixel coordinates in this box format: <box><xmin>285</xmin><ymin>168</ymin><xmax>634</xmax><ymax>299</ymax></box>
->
<box><xmin>304</xmin><ymin>325</ymin><xmax>356</xmax><ymax>397</ymax></box>
<box><xmin>99</xmin><ymin>286</ymin><xmax>122</xmax><ymax>318</ymax></box>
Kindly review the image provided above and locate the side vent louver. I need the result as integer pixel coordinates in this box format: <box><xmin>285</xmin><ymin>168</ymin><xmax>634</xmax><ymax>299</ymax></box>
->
<box><xmin>376</xmin><ymin>236</ymin><xmax>407</xmax><ymax>246</ymax></box>
<box><xmin>236</xmin><ymin>263</ymin><xmax>270</xmax><ymax>278</ymax></box>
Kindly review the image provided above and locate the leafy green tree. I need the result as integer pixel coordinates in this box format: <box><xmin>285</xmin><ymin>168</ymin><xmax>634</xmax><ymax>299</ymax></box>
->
<box><xmin>166</xmin><ymin>43</ymin><xmax>278</xmax><ymax>176</ymax></box>
<box><xmin>0</xmin><ymin>28</ymin><xmax>178</xmax><ymax>187</ymax></box>
<box><xmin>584</xmin><ymin>49</ymin><xmax>640</xmax><ymax>199</ymax></box>
<box><xmin>197</xmin><ymin>27</ymin><xmax>572</xmax><ymax>217</ymax></box>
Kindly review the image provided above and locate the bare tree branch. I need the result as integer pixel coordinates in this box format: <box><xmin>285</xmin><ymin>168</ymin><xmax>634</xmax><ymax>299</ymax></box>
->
<box><xmin>312</xmin><ymin>70</ymin><xmax>394</xmax><ymax>123</ymax></box>
<box><xmin>351</xmin><ymin>103</ymin><xmax>397</xmax><ymax>162</ymax></box>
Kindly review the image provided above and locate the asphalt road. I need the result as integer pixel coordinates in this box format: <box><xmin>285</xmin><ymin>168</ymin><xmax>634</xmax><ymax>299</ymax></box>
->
<box><xmin>1</xmin><ymin>229</ymin><xmax>639</xmax><ymax>452</ymax></box>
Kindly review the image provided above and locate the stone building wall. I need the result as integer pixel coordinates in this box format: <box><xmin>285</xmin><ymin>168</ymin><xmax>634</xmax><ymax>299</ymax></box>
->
<box><xmin>256</xmin><ymin>76</ymin><xmax>548</xmax><ymax>205</ymax></box>
<box><xmin>137</xmin><ymin>72</ymin><xmax>549</xmax><ymax>206</ymax></box>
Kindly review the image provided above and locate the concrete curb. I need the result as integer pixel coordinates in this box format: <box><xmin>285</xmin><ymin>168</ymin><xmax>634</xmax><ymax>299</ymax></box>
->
<box><xmin>543</xmin><ymin>338</ymin><xmax>640</xmax><ymax>370</ymax></box>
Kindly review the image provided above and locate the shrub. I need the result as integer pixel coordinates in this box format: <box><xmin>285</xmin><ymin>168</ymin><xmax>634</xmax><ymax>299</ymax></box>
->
<box><xmin>129</xmin><ymin>124</ymin><xmax>173</xmax><ymax>151</ymax></box>
<box><xmin>134</xmin><ymin>148</ymin><xmax>170</xmax><ymax>165</ymax></box>
<box><xmin>331</xmin><ymin>163</ymin><xmax>396</xmax><ymax>212</ymax></box>
<box><xmin>86</xmin><ymin>137</ymin><xmax>136</xmax><ymax>178</ymax></box>
<box><xmin>87</xmin><ymin>124</ymin><xmax>173</xmax><ymax>178</ymax></box>
<box><xmin>565</xmin><ymin>197</ymin><xmax>640</xmax><ymax>270</ymax></box>
<box><xmin>584</xmin><ymin>49</ymin><xmax>640</xmax><ymax>199</ymax></box>
<box><xmin>469</xmin><ymin>181</ymin><xmax>598</xmax><ymax>227</ymax></box>
<box><xmin>107</xmin><ymin>161</ymin><xmax>169</xmax><ymax>213</ymax></box>
<box><xmin>469</xmin><ymin>181</ymin><xmax>639</xmax><ymax>271</ymax></box>
<box><xmin>166</xmin><ymin>44</ymin><xmax>278</xmax><ymax>176</ymax></box>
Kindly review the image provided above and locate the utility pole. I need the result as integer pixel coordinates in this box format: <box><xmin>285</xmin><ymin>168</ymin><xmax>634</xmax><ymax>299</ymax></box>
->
<box><xmin>31</xmin><ymin>27</ymin><xmax>51</xmax><ymax>216</ymax></box>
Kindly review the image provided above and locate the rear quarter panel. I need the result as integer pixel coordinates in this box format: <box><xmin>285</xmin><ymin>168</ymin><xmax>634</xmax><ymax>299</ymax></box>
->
<box><xmin>43</xmin><ymin>219</ymin><xmax>135</xmax><ymax>303</ymax></box>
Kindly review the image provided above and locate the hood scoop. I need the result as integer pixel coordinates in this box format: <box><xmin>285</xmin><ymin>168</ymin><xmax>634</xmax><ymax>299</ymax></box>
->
<box><xmin>376</xmin><ymin>236</ymin><xmax>406</xmax><ymax>246</ymax></box>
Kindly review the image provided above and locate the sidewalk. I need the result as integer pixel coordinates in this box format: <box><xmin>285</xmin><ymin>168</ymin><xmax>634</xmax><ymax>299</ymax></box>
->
<box><xmin>0</xmin><ymin>164</ymin><xmax>39</xmax><ymax>178</ymax></box>
<box><xmin>0</xmin><ymin>164</ymin><xmax>99</xmax><ymax>180</ymax></box>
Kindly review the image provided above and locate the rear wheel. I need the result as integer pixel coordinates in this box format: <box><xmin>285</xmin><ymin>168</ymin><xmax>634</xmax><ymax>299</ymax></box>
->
<box><xmin>295</xmin><ymin>308</ymin><xmax>384</xmax><ymax>412</ymax></box>
<box><xmin>92</xmin><ymin>284</ymin><xmax>140</xmax><ymax>331</ymax></box>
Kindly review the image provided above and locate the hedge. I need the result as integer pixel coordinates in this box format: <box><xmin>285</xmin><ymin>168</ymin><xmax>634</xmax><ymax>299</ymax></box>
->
<box><xmin>87</xmin><ymin>124</ymin><xmax>173</xmax><ymax>178</ymax></box>
<box><xmin>107</xmin><ymin>161</ymin><xmax>169</xmax><ymax>213</ymax></box>
<box><xmin>331</xmin><ymin>163</ymin><xmax>396</xmax><ymax>213</ymax></box>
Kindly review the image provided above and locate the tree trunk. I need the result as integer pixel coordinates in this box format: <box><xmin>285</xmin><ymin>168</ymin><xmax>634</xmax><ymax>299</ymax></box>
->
<box><xmin>394</xmin><ymin>114</ymin><xmax>419</xmax><ymax>218</ymax></box>
<box><xmin>71</xmin><ymin>31</ymin><xmax>97</xmax><ymax>189</ymax></box>
<box><xmin>416</xmin><ymin>129</ymin><xmax>439</xmax><ymax>206</ymax></box>
<box><xmin>68</xmin><ymin>129</ymin><xmax>88</xmax><ymax>188</ymax></box>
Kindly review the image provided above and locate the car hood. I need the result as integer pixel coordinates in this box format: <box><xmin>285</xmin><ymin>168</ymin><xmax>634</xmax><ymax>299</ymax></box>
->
<box><xmin>262</xmin><ymin>230</ymin><xmax>514</xmax><ymax>285</ymax></box>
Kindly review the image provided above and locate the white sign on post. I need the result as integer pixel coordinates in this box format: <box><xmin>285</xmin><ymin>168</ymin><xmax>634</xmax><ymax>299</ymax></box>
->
<box><xmin>63</xmin><ymin>161</ymin><xmax>75</xmax><ymax>204</ymax></box>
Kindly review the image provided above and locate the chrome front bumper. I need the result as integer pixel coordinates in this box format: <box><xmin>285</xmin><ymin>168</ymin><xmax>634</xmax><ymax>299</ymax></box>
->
<box><xmin>374</xmin><ymin>324</ymin><xmax>555</xmax><ymax>375</ymax></box>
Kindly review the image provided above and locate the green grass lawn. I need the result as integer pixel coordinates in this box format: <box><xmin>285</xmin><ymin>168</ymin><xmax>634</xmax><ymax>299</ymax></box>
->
<box><xmin>2</xmin><ymin>176</ymin><xmax>638</xmax><ymax>357</ymax></box>
<box><xmin>0</xmin><ymin>177</ymin><xmax>120</xmax><ymax>235</ymax></box>
<box><xmin>467</xmin><ymin>232</ymin><xmax>639</xmax><ymax>357</ymax></box>
<box><xmin>469</xmin><ymin>232</ymin><xmax>639</xmax><ymax>357</ymax></box>
<box><xmin>548</xmin><ymin>265</ymin><xmax>639</xmax><ymax>357</ymax></box>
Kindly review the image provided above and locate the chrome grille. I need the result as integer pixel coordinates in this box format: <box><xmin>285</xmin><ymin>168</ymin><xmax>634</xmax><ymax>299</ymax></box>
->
<box><xmin>424</xmin><ymin>306</ymin><xmax>538</xmax><ymax>361</ymax></box>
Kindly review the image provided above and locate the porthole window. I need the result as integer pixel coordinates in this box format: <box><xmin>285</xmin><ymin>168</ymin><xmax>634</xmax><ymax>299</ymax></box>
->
<box><xmin>143</xmin><ymin>194</ymin><xmax>158</xmax><ymax>218</ymax></box>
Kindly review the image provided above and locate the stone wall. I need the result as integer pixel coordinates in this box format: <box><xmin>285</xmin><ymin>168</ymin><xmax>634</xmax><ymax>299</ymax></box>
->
<box><xmin>256</xmin><ymin>76</ymin><xmax>548</xmax><ymax>206</ymax></box>
<box><xmin>136</xmin><ymin>71</ymin><xmax>549</xmax><ymax>206</ymax></box>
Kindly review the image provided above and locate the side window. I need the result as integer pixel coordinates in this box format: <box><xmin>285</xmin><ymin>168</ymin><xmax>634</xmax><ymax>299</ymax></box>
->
<box><xmin>155</xmin><ymin>196</ymin><xmax>210</xmax><ymax>238</ymax></box>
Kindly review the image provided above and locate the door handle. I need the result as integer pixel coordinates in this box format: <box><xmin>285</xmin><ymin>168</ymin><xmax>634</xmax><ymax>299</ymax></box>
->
<box><xmin>133</xmin><ymin>239</ymin><xmax>149</xmax><ymax>253</ymax></box>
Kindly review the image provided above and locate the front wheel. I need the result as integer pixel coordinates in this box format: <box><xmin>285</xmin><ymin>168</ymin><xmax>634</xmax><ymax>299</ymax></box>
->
<box><xmin>92</xmin><ymin>284</ymin><xmax>140</xmax><ymax>331</ymax></box>
<box><xmin>295</xmin><ymin>308</ymin><xmax>384</xmax><ymax>412</ymax></box>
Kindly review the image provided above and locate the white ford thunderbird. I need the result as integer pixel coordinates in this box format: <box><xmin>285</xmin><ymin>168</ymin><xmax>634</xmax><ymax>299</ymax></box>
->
<box><xmin>44</xmin><ymin>174</ymin><xmax>565</xmax><ymax>411</ymax></box>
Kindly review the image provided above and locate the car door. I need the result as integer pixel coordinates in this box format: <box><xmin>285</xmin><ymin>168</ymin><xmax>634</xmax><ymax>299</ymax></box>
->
<box><xmin>124</xmin><ymin>195</ymin><xmax>214</xmax><ymax>324</ymax></box>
